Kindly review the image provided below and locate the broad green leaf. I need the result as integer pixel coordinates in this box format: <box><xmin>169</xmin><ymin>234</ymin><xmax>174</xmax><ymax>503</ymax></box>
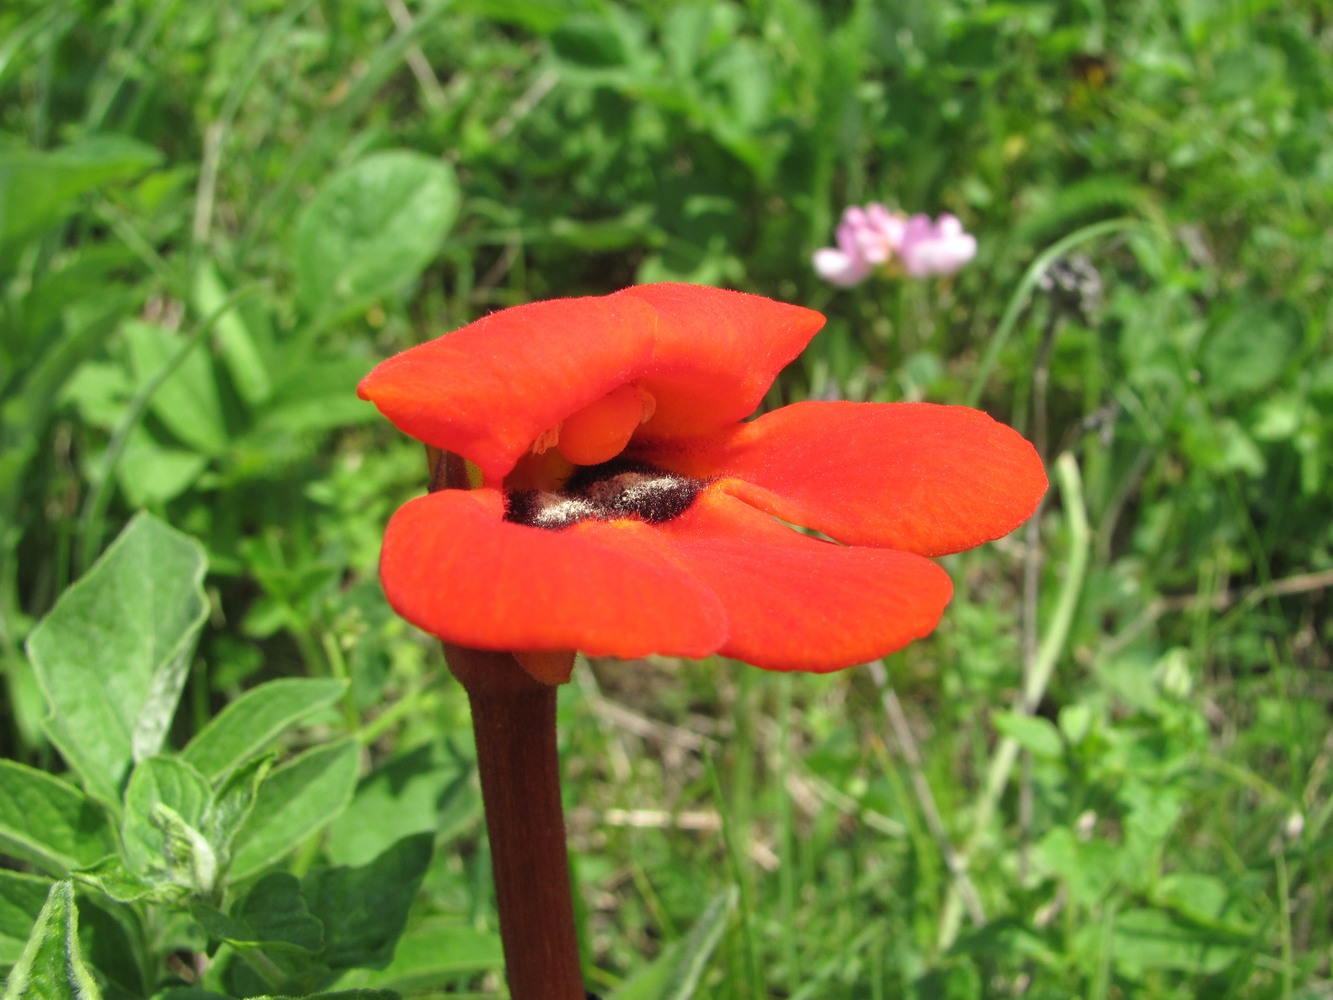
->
<box><xmin>333</xmin><ymin>922</ymin><xmax>502</xmax><ymax>991</ymax></box>
<box><xmin>1035</xmin><ymin>827</ymin><xmax>1120</xmax><ymax>908</ymax></box>
<box><xmin>234</xmin><ymin>873</ymin><xmax>324</xmax><ymax>953</ymax></box>
<box><xmin>1057</xmin><ymin>703</ymin><xmax>1093</xmax><ymax>745</ymax></box>
<box><xmin>70</xmin><ymin>858</ymin><xmax>160</xmax><ymax>905</ymax></box>
<box><xmin>945</xmin><ymin>917</ymin><xmax>1060</xmax><ymax>966</ymax></box>
<box><xmin>230</xmin><ymin>740</ymin><xmax>360</xmax><ymax>879</ymax></box>
<box><xmin>301</xmin><ymin>833</ymin><xmax>433</xmax><ymax>970</ymax></box>
<box><xmin>181</xmin><ymin>678</ymin><xmax>347</xmax><ymax>781</ymax></box>
<box><xmin>0</xmin><ymin>762</ymin><xmax>115</xmax><ymax>876</ymax></box>
<box><xmin>193</xmin><ymin>261</ymin><xmax>272</xmax><ymax>405</ymax></box>
<box><xmin>0</xmin><ymin>873</ymin><xmax>53</xmax><ymax>968</ymax></box>
<box><xmin>123</xmin><ymin>320</ymin><xmax>230</xmax><ymax>456</ymax></box>
<box><xmin>0</xmin><ymin>136</ymin><xmax>160</xmax><ymax>248</ymax></box>
<box><xmin>550</xmin><ymin>15</ymin><xmax>631</xmax><ymax>68</ymax></box>
<box><xmin>1154</xmin><ymin>873</ymin><xmax>1254</xmax><ymax>933</ymax></box>
<box><xmin>453</xmin><ymin>0</ymin><xmax>602</xmax><ymax>34</ymax></box>
<box><xmin>1110</xmin><ymin>907</ymin><xmax>1244</xmax><ymax>978</ymax></box>
<box><xmin>325</xmin><ymin>742</ymin><xmax>476</xmax><ymax>867</ymax></box>
<box><xmin>292</xmin><ymin>151</ymin><xmax>459</xmax><ymax>321</ymax></box>
<box><xmin>26</xmin><ymin>514</ymin><xmax>208</xmax><ymax>807</ymax></box>
<box><xmin>611</xmin><ymin>887</ymin><xmax>735</xmax><ymax>1000</ymax></box>
<box><xmin>1200</xmin><ymin>302</ymin><xmax>1302</xmax><ymax>401</ymax></box>
<box><xmin>992</xmin><ymin>711</ymin><xmax>1064</xmax><ymax>759</ymax></box>
<box><xmin>0</xmin><ymin>881</ymin><xmax>103</xmax><ymax>1000</ymax></box>
<box><xmin>1212</xmin><ymin>417</ymin><xmax>1266</xmax><ymax>477</ymax></box>
<box><xmin>116</xmin><ymin>427</ymin><xmax>210</xmax><ymax>506</ymax></box>
<box><xmin>251</xmin><ymin>359</ymin><xmax>382</xmax><ymax>437</ymax></box>
<box><xmin>120</xmin><ymin>757</ymin><xmax>212</xmax><ymax>890</ymax></box>
<box><xmin>189</xmin><ymin>873</ymin><xmax>322</xmax><ymax>954</ymax></box>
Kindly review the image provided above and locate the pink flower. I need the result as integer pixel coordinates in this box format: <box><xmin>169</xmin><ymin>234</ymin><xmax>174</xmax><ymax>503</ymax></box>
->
<box><xmin>898</xmin><ymin>213</ymin><xmax>978</xmax><ymax>277</ymax></box>
<box><xmin>813</xmin><ymin>204</ymin><xmax>976</xmax><ymax>286</ymax></box>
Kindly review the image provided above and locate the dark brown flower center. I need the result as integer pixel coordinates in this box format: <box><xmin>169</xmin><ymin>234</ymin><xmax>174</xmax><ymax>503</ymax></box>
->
<box><xmin>504</xmin><ymin>459</ymin><xmax>704</xmax><ymax>530</ymax></box>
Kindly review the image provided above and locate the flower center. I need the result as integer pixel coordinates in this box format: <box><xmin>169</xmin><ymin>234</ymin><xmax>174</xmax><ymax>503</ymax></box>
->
<box><xmin>505</xmin><ymin>460</ymin><xmax>704</xmax><ymax>531</ymax></box>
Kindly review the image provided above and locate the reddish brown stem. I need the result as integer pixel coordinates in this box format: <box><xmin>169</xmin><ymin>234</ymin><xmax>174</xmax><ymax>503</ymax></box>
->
<box><xmin>445</xmin><ymin>643</ymin><xmax>586</xmax><ymax>1000</ymax></box>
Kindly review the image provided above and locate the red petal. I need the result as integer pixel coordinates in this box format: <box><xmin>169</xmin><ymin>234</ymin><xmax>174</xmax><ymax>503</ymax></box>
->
<box><xmin>614</xmin><ymin>283</ymin><xmax>825</xmax><ymax>438</ymax></box>
<box><xmin>358</xmin><ymin>295</ymin><xmax>658</xmax><ymax>483</ymax></box>
<box><xmin>656</xmin><ymin>489</ymin><xmax>953</xmax><ymax>671</ymax></box>
<box><xmin>379</xmin><ymin>489</ymin><xmax>727</xmax><ymax>658</ymax></box>
<box><xmin>650</xmin><ymin>401</ymin><xmax>1046</xmax><ymax>556</ymax></box>
<box><xmin>359</xmin><ymin>286</ymin><xmax>826</xmax><ymax>484</ymax></box>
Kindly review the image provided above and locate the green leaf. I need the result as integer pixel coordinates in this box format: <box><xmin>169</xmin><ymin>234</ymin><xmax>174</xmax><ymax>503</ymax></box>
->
<box><xmin>25</xmin><ymin>514</ymin><xmax>209</xmax><ymax>807</ymax></box>
<box><xmin>0</xmin><ymin>136</ymin><xmax>161</xmax><ymax>249</ymax></box>
<box><xmin>0</xmin><ymin>762</ymin><xmax>115</xmax><ymax>876</ymax></box>
<box><xmin>181</xmin><ymin>678</ymin><xmax>347</xmax><ymax>781</ymax></box>
<box><xmin>189</xmin><ymin>873</ymin><xmax>323</xmax><ymax>954</ymax></box>
<box><xmin>203</xmin><ymin>754</ymin><xmax>275</xmax><ymax>864</ymax></box>
<box><xmin>333</xmin><ymin>922</ymin><xmax>502</xmax><ymax>991</ymax></box>
<box><xmin>1110</xmin><ymin>907</ymin><xmax>1244</xmax><ymax>978</ymax></box>
<box><xmin>252</xmin><ymin>358</ymin><xmax>383</xmax><ymax>437</ymax></box>
<box><xmin>70</xmin><ymin>858</ymin><xmax>160</xmax><ymax>905</ymax></box>
<box><xmin>0</xmin><ymin>873</ymin><xmax>54</xmax><ymax>969</ymax></box>
<box><xmin>82</xmin><ymin>753</ymin><xmax>266</xmax><ymax>902</ymax></box>
<box><xmin>120</xmin><ymin>757</ymin><xmax>213</xmax><ymax>893</ymax></box>
<box><xmin>230</xmin><ymin>740</ymin><xmax>360</xmax><ymax>879</ymax></box>
<box><xmin>0</xmin><ymin>881</ymin><xmax>103</xmax><ymax>1000</ymax></box>
<box><xmin>115</xmin><ymin>427</ymin><xmax>211</xmax><ymax>506</ymax></box>
<box><xmin>123</xmin><ymin>320</ymin><xmax>230</xmax><ymax>456</ymax></box>
<box><xmin>292</xmin><ymin>151</ymin><xmax>459</xmax><ymax>322</ymax></box>
<box><xmin>192</xmin><ymin>261</ymin><xmax>272</xmax><ymax>405</ymax></box>
<box><xmin>992</xmin><ymin>711</ymin><xmax>1064</xmax><ymax>759</ymax></box>
<box><xmin>1035</xmin><ymin>827</ymin><xmax>1120</xmax><ymax>908</ymax></box>
<box><xmin>324</xmin><ymin>742</ymin><xmax>476</xmax><ymax>867</ymax></box>
<box><xmin>1200</xmin><ymin>302</ymin><xmax>1303</xmax><ymax>401</ymax></box>
<box><xmin>301</xmin><ymin>834</ymin><xmax>433</xmax><ymax>970</ymax></box>
<box><xmin>454</xmin><ymin>0</ymin><xmax>602</xmax><ymax>34</ymax></box>
<box><xmin>550</xmin><ymin>15</ymin><xmax>631</xmax><ymax>68</ymax></box>
<box><xmin>1057</xmin><ymin>703</ymin><xmax>1093</xmax><ymax>746</ymax></box>
<box><xmin>74</xmin><ymin>896</ymin><xmax>144</xmax><ymax>998</ymax></box>
<box><xmin>1154</xmin><ymin>873</ymin><xmax>1254</xmax><ymax>933</ymax></box>
<box><xmin>610</xmin><ymin>887</ymin><xmax>736</xmax><ymax>1000</ymax></box>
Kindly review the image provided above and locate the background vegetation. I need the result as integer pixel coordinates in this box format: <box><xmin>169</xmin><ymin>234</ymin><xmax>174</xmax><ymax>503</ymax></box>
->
<box><xmin>2</xmin><ymin>0</ymin><xmax>1331</xmax><ymax>997</ymax></box>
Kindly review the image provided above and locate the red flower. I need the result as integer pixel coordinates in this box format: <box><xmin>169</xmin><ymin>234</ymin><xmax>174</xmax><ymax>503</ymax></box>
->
<box><xmin>359</xmin><ymin>283</ymin><xmax>1046</xmax><ymax>683</ymax></box>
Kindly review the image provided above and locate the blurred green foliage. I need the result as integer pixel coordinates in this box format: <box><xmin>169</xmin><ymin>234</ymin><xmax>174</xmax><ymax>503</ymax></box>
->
<box><xmin>1</xmin><ymin>0</ymin><xmax>1330</xmax><ymax>997</ymax></box>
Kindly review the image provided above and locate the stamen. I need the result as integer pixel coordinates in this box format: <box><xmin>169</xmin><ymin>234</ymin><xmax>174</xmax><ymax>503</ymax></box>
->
<box><xmin>530</xmin><ymin>426</ymin><xmax>560</xmax><ymax>455</ymax></box>
<box><xmin>505</xmin><ymin>460</ymin><xmax>704</xmax><ymax>530</ymax></box>
<box><xmin>582</xmin><ymin>470</ymin><xmax>700</xmax><ymax>524</ymax></box>
<box><xmin>506</xmin><ymin>491</ymin><xmax>600</xmax><ymax>530</ymax></box>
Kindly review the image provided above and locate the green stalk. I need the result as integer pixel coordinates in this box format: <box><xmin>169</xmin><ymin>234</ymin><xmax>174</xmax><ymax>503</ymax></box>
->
<box><xmin>937</xmin><ymin>452</ymin><xmax>1090</xmax><ymax>949</ymax></box>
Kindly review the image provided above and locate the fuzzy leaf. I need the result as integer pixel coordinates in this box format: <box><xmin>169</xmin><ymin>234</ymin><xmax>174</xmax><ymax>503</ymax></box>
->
<box><xmin>26</xmin><ymin>514</ymin><xmax>208</xmax><ymax>807</ymax></box>
<box><xmin>0</xmin><ymin>762</ymin><xmax>115</xmax><ymax>876</ymax></box>
<box><xmin>181</xmin><ymin>678</ymin><xmax>346</xmax><ymax>781</ymax></box>
<box><xmin>230</xmin><ymin>741</ymin><xmax>360</xmax><ymax>879</ymax></box>
<box><xmin>0</xmin><ymin>881</ymin><xmax>102</xmax><ymax>1000</ymax></box>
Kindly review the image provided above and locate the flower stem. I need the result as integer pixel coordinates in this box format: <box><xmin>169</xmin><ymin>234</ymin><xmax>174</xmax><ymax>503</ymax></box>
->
<box><xmin>445</xmin><ymin>643</ymin><xmax>586</xmax><ymax>1000</ymax></box>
